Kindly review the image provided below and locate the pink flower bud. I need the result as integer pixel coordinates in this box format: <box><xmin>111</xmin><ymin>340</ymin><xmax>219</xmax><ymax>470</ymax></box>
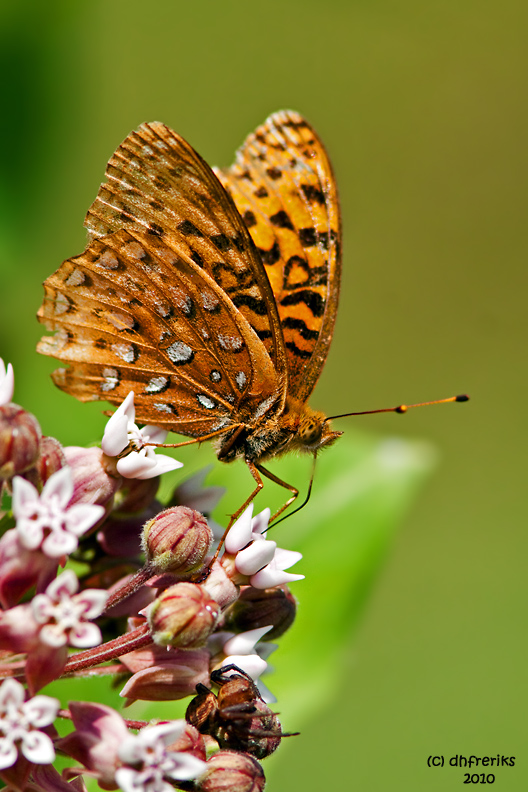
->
<box><xmin>0</xmin><ymin>404</ymin><xmax>41</xmax><ymax>479</ymax></box>
<box><xmin>148</xmin><ymin>582</ymin><xmax>219</xmax><ymax>648</ymax></box>
<box><xmin>20</xmin><ymin>436</ymin><xmax>66</xmax><ymax>490</ymax></box>
<box><xmin>197</xmin><ymin>751</ymin><xmax>265</xmax><ymax>792</ymax></box>
<box><xmin>35</xmin><ymin>436</ymin><xmax>67</xmax><ymax>485</ymax></box>
<box><xmin>222</xmin><ymin>585</ymin><xmax>297</xmax><ymax>640</ymax></box>
<box><xmin>0</xmin><ymin>530</ymin><xmax>57</xmax><ymax>608</ymax></box>
<box><xmin>142</xmin><ymin>507</ymin><xmax>212</xmax><ymax>575</ymax></box>
<box><xmin>64</xmin><ymin>446</ymin><xmax>121</xmax><ymax>509</ymax></box>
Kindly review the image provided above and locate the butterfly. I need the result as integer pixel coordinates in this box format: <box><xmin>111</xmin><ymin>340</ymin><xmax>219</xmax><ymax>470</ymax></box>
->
<box><xmin>37</xmin><ymin>110</ymin><xmax>342</xmax><ymax>522</ymax></box>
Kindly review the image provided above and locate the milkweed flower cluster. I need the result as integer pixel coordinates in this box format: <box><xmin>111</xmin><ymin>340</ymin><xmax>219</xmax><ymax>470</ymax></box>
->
<box><xmin>0</xmin><ymin>360</ymin><xmax>302</xmax><ymax>791</ymax></box>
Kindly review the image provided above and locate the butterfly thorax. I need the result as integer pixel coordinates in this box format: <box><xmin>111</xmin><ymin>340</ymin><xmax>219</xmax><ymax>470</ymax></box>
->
<box><xmin>216</xmin><ymin>398</ymin><xmax>342</xmax><ymax>464</ymax></box>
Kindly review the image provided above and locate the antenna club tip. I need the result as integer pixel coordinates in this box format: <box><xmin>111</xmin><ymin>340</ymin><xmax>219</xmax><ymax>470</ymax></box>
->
<box><xmin>455</xmin><ymin>394</ymin><xmax>470</xmax><ymax>402</ymax></box>
<box><xmin>395</xmin><ymin>405</ymin><xmax>408</xmax><ymax>414</ymax></box>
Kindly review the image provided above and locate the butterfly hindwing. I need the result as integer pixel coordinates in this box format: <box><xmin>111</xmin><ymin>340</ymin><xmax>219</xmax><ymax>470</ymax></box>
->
<box><xmin>216</xmin><ymin>110</ymin><xmax>341</xmax><ymax>403</ymax></box>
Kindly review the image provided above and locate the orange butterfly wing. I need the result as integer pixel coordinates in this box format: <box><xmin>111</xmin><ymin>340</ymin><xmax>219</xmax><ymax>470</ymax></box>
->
<box><xmin>215</xmin><ymin>110</ymin><xmax>342</xmax><ymax>404</ymax></box>
<box><xmin>37</xmin><ymin>228</ymin><xmax>280</xmax><ymax>438</ymax></box>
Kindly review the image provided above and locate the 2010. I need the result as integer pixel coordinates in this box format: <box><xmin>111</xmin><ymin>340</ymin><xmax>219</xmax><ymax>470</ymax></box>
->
<box><xmin>463</xmin><ymin>774</ymin><xmax>495</xmax><ymax>784</ymax></box>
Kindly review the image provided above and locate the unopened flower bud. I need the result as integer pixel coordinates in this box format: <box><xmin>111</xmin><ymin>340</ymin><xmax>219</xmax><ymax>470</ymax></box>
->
<box><xmin>0</xmin><ymin>529</ymin><xmax>58</xmax><ymax>608</ymax></box>
<box><xmin>197</xmin><ymin>751</ymin><xmax>265</xmax><ymax>792</ymax></box>
<box><xmin>148</xmin><ymin>582</ymin><xmax>219</xmax><ymax>648</ymax></box>
<box><xmin>36</xmin><ymin>436</ymin><xmax>66</xmax><ymax>483</ymax></box>
<box><xmin>0</xmin><ymin>404</ymin><xmax>41</xmax><ymax>479</ymax></box>
<box><xmin>142</xmin><ymin>507</ymin><xmax>212</xmax><ymax>575</ymax></box>
<box><xmin>64</xmin><ymin>446</ymin><xmax>121</xmax><ymax>509</ymax></box>
<box><xmin>23</xmin><ymin>436</ymin><xmax>66</xmax><ymax>489</ymax></box>
<box><xmin>222</xmin><ymin>585</ymin><xmax>297</xmax><ymax>640</ymax></box>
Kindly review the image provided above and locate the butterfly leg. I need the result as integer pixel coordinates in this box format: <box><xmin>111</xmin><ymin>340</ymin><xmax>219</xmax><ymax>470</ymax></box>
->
<box><xmin>145</xmin><ymin>426</ymin><xmax>235</xmax><ymax>450</ymax></box>
<box><xmin>229</xmin><ymin>460</ymin><xmax>265</xmax><ymax>525</ymax></box>
<box><xmin>203</xmin><ymin>463</ymin><xmax>298</xmax><ymax>575</ymax></box>
<box><xmin>204</xmin><ymin>461</ymin><xmax>265</xmax><ymax>572</ymax></box>
<box><xmin>226</xmin><ymin>461</ymin><xmax>299</xmax><ymax>528</ymax></box>
<box><xmin>254</xmin><ymin>463</ymin><xmax>299</xmax><ymax>524</ymax></box>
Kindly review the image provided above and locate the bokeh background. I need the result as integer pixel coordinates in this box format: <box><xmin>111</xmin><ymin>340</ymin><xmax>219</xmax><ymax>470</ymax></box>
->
<box><xmin>1</xmin><ymin>0</ymin><xmax>526</xmax><ymax>789</ymax></box>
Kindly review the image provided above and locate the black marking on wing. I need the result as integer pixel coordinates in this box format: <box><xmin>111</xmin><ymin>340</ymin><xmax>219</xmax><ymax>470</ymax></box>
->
<box><xmin>280</xmin><ymin>289</ymin><xmax>325</xmax><ymax>317</ymax></box>
<box><xmin>285</xmin><ymin>341</ymin><xmax>311</xmax><ymax>359</ymax></box>
<box><xmin>282</xmin><ymin>317</ymin><xmax>319</xmax><ymax>341</ymax></box>
<box><xmin>231</xmin><ymin>295</ymin><xmax>268</xmax><ymax>315</ymax></box>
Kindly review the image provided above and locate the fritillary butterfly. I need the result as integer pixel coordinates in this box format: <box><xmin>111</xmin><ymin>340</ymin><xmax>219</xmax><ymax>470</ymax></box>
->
<box><xmin>37</xmin><ymin>111</ymin><xmax>342</xmax><ymax>521</ymax></box>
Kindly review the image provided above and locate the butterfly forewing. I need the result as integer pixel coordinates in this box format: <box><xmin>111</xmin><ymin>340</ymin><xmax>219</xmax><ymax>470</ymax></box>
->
<box><xmin>84</xmin><ymin>121</ymin><xmax>288</xmax><ymax>393</ymax></box>
<box><xmin>215</xmin><ymin>110</ymin><xmax>341</xmax><ymax>403</ymax></box>
<box><xmin>37</xmin><ymin>228</ymin><xmax>280</xmax><ymax>436</ymax></box>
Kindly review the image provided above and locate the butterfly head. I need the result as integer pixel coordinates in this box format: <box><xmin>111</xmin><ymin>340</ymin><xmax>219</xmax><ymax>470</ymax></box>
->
<box><xmin>294</xmin><ymin>406</ymin><xmax>342</xmax><ymax>454</ymax></box>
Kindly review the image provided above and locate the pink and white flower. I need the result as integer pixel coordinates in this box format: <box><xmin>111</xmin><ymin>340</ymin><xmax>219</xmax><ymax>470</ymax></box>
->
<box><xmin>12</xmin><ymin>467</ymin><xmax>105</xmax><ymax>558</ymax></box>
<box><xmin>115</xmin><ymin>721</ymin><xmax>206</xmax><ymax>792</ymax></box>
<box><xmin>0</xmin><ymin>678</ymin><xmax>58</xmax><ymax>770</ymax></box>
<box><xmin>225</xmin><ymin>505</ymin><xmax>304</xmax><ymax>589</ymax></box>
<box><xmin>31</xmin><ymin>570</ymin><xmax>108</xmax><ymax>648</ymax></box>
<box><xmin>0</xmin><ymin>358</ymin><xmax>14</xmax><ymax>406</ymax></box>
<box><xmin>101</xmin><ymin>392</ymin><xmax>183</xmax><ymax>480</ymax></box>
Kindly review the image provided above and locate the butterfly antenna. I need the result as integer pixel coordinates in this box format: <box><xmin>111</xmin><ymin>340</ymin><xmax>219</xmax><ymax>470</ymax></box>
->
<box><xmin>265</xmin><ymin>455</ymin><xmax>317</xmax><ymax>531</ymax></box>
<box><xmin>325</xmin><ymin>393</ymin><xmax>469</xmax><ymax>422</ymax></box>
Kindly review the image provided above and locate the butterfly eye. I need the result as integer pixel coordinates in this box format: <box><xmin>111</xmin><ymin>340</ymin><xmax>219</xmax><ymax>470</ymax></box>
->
<box><xmin>298</xmin><ymin>417</ymin><xmax>323</xmax><ymax>447</ymax></box>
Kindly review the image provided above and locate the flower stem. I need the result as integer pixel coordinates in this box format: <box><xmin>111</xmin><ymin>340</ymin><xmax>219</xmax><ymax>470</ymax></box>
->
<box><xmin>103</xmin><ymin>562</ymin><xmax>156</xmax><ymax>613</ymax></box>
<box><xmin>62</xmin><ymin>623</ymin><xmax>152</xmax><ymax>674</ymax></box>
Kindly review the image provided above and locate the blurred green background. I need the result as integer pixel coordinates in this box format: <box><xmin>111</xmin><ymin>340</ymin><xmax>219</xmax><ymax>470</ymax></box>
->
<box><xmin>1</xmin><ymin>0</ymin><xmax>526</xmax><ymax>789</ymax></box>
